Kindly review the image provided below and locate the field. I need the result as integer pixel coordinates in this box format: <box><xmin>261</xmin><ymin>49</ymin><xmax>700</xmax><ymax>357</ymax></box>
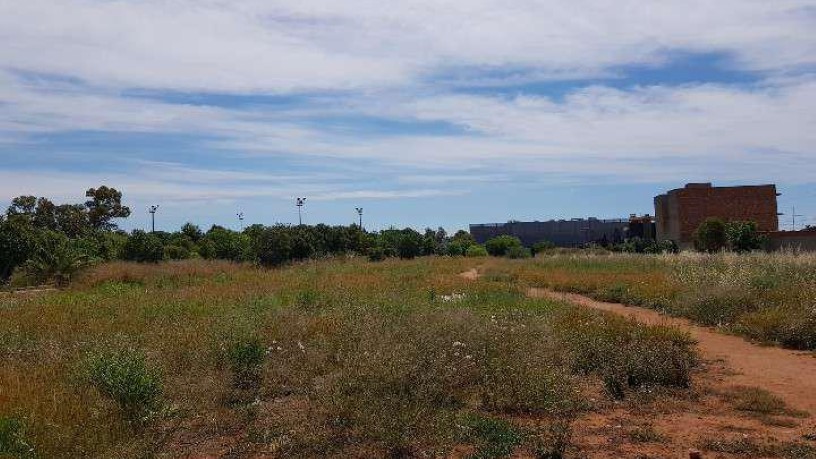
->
<box><xmin>1</xmin><ymin>255</ymin><xmax>815</xmax><ymax>458</ymax></box>
<box><xmin>481</xmin><ymin>252</ymin><xmax>816</xmax><ymax>350</ymax></box>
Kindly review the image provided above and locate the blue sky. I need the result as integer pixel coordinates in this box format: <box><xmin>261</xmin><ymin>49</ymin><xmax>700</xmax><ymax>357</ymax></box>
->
<box><xmin>1</xmin><ymin>1</ymin><xmax>815</xmax><ymax>232</ymax></box>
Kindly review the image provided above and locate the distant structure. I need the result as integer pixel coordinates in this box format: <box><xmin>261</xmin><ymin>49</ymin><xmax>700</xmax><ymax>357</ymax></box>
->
<box><xmin>470</xmin><ymin>218</ymin><xmax>631</xmax><ymax>247</ymax></box>
<box><xmin>654</xmin><ymin>183</ymin><xmax>779</xmax><ymax>248</ymax></box>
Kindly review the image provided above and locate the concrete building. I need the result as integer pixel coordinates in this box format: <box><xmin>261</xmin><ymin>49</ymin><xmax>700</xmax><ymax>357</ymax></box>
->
<box><xmin>654</xmin><ymin>183</ymin><xmax>779</xmax><ymax>247</ymax></box>
<box><xmin>470</xmin><ymin>218</ymin><xmax>629</xmax><ymax>247</ymax></box>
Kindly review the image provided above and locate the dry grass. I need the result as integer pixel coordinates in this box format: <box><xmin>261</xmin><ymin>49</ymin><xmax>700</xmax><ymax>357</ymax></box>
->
<box><xmin>0</xmin><ymin>257</ymin><xmax>699</xmax><ymax>457</ymax></box>
<box><xmin>482</xmin><ymin>252</ymin><xmax>816</xmax><ymax>351</ymax></box>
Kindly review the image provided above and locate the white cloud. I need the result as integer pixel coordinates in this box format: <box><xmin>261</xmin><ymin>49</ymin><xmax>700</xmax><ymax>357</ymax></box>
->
<box><xmin>1</xmin><ymin>0</ymin><xmax>814</xmax><ymax>93</ymax></box>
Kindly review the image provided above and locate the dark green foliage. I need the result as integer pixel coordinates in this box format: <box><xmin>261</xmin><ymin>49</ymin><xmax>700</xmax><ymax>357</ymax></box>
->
<box><xmin>0</xmin><ymin>416</ymin><xmax>34</xmax><ymax>458</ymax></box>
<box><xmin>461</xmin><ymin>415</ymin><xmax>522</xmax><ymax>459</ymax></box>
<box><xmin>726</xmin><ymin>220</ymin><xmax>767</xmax><ymax>253</ymax></box>
<box><xmin>484</xmin><ymin>235</ymin><xmax>523</xmax><ymax>257</ymax></box>
<box><xmin>0</xmin><ymin>217</ymin><xmax>38</xmax><ymax>282</ymax></box>
<box><xmin>694</xmin><ymin>218</ymin><xmax>727</xmax><ymax>253</ymax></box>
<box><xmin>466</xmin><ymin>245</ymin><xmax>489</xmax><ymax>257</ymax></box>
<box><xmin>86</xmin><ymin>348</ymin><xmax>162</xmax><ymax>423</ymax></box>
<box><xmin>505</xmin><ymin>246</ymin><xmax>531</xmax><ymax>259</ymax></box>
<box><xmin>226</xmin><ymin>338</ymin><xmax>267</xmax><ymax>392</ymax></box>
<box><xmin>23</xmin><ymin>230</ymin><xmax>90</xmax><ymax>286</ymax></box>
<box><xmin>531</xmin><ymin>240</ymin><xmax>555</xmax><ymax>255</ymax></box>
<box><xmin>397</xmin><ymin>229</ymin><xmax>424</xmax><ymax>259</ymax></box>
<box><xmin>84</xmin><ymin>186</ymin><xmax>131</xmax><ymax>231</ymax></box>
<box><xmin>121</xmin><ymin>230</ymin><xmax>165</xmax><ymax>263</ymax></box>
<box><xmin>252</xmin><ymin>225</ymin><xmax>293</xmax><ymax>267</ymax></box>
<box><xmin>368</xmin><ymin>246</ymin><xmax>387</xmax><ymax>262</ymax></box>
<box><xmin>201</xmin><ymin>226</ymin><xmax>250</xmax><ymax>261</ymax></box>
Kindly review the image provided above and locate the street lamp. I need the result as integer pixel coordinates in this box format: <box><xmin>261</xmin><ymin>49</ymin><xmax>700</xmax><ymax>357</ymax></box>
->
<box><xmin>296</xmin><ymin>197</ymin><xmax>306</xmax><ymax>225</ymax></box>
<box><xmin>148</xmin><ymin>205</ymin><xmax>159</xmax><ymax>233</ymax></box>
<box><xmin>355</xmin><ymin>207</ymin><xmax>363</xmax><ymax>229</ymax></box>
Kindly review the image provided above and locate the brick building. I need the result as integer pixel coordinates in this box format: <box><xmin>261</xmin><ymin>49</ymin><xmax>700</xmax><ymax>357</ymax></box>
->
<box><xmin>654</xmin><ymin>183</ymin><xmax>779</xmax><ymax>247</ymax></box>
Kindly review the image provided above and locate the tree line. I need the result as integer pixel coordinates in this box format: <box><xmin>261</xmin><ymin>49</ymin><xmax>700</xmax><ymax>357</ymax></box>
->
<box><xmin>0</xmin><ymin>187</ymin><xmax>482</xmax><ymax>287</ymax></box>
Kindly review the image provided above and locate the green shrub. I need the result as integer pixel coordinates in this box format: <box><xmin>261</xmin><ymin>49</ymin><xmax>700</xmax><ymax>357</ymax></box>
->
<box><xmin>531</xmin><ymin>241</ymin><xmax>555</xmax><ymax>255</ymax></box>
<box><xmin>726</xmin><ymin>221</ymin><xmax>767</xmax><ymax>253</ymax></box>
<box><xmin>86</xmin><ymin>348</ymin><xmax>162</xmax><ymax>423</ymax></box>
<box><xmin>484</xmin><ymin>236</ymin><xmax>523</xmax><ymax>257</ymax></box>
<box><xmin>121</xmin><ymin>230</ymin><xmax>164</xmax><ymax>263</ymax></box>
<box><xmin>23</xmin><ymin>230</ymin><xmax>90</xmax><ymax>286</ymax></box>
<box><xmin>226</xmin><ymin>338</ymin><xmax>267</xmax><ymax>393</ymax></box>
<box><xmin>368</xmin><ymin>246</ymin><xmax>387</xmax><ymax>262</ymax></box>
<box><xmin>0</xmin><ymin>416</ymin><xmax>34</xmax><ymax>458</ymax></box>
<box><xmin>466</xmin><ymin>245</ymin><xmax>489</xmax><ymax>257</ymax></box>
<box><xmin>693</xmin><ymin>218</ymin><xmax>727</xmax><ymax>253</ymax></box>
<box><xmin>461</xmin><ymin>415</ymin><xmax>522</xmax><ymax>459</ymax></box>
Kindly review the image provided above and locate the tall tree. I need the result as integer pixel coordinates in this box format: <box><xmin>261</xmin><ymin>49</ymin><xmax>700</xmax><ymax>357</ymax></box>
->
<box><xmin>85</xmin><ymin>186</ymin><xmax>131</xmax><ymax>231</ymax></box>
<box><xmin>6</xmin><ymin>195</ymin><xmax>37</xmax><ymax>219</ymax></box>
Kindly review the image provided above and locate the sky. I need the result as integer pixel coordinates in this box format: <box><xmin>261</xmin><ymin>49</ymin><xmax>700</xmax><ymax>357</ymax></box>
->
<box><xmin>1</xmin><ymin>0</ymin><xmax>815</xmax><ymax>232</ymax></box>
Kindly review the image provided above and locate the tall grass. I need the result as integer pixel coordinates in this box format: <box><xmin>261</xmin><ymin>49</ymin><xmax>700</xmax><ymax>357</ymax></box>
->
<box><xmin>0</xmin><ymin>257</ymin><xmax>696</xmax><ymax>457</ymax></box>
<box><xmin>488</xmin><ymin>252</ymin><xmax>816</xmax><ymax>350</ymax></box>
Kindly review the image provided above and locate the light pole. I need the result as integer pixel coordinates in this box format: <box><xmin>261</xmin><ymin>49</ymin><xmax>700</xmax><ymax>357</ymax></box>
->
<box><xmin>148</xmin><ymin>205</ymin><xmax>159</xmax><ymax>233</ymax></box>
<box><xmin>237</xmin><ymin>212</ymin><xmax>244</xmax><ymax>231</ymax></box>
<box><xmin>355</xmin><ymin>207</ymin><xmax>363</xmax><ymax>229</ymax></box>
<box><xmin>296</xmin><ymin>197</ymin><xmax>306</xmax><ymax>225</ymax></box>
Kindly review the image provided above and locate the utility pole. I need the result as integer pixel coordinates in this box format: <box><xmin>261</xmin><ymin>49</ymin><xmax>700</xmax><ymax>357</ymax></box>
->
<box><xmin>296</xmin><ymin>197</ymin><xmax>306</xmax><ymax>225</ymax></box>
<box><xmin>148</xmin><ymin>205</ymin><xmax>159</xmax><ymax>233</ymax></box>
<box><xmin>355</xmin><ymin>207</ymin><xmax>363</xmax><ymax>229</ymax></box>
<box><xmin>791</xmin><ymin>206</ymin><xmax>804</xmax><ymax>231</ymax></box>
<box><xmin>237</xmin><ymin>212</ymin><xmax>244</xmax><ymax>231</ymax></box>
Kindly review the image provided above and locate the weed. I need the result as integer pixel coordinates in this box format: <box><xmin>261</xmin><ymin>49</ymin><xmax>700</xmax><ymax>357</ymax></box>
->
<box><xmin>461</xmin><ymin>414</ymin><xmax>522</xmax><ymax>459</ymax></box>
<box><xmin>86</xmin><ymin>348</ymin><xmax>162</xmax><ymax>424</ymax></box>
<box><xmin>627</xmin><ymin>424</ymin><xmax>664</xmax><ymax>443</ymax></box>
<box><xmin>225</xmin><ymin>338</ymin><xmax>267</xmax><ymax>393</ymax></box>
<box><xmin>0</xmin><ymin>416</ymin><xmax>34</xmax><ymax>458</ymax></box>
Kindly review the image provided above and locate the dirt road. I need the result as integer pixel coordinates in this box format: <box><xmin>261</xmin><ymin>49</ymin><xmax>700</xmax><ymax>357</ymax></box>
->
<box><xmin>461</xmin><ymin>268</ymin><xmax>816</xmax><ymax>416</ymax></box>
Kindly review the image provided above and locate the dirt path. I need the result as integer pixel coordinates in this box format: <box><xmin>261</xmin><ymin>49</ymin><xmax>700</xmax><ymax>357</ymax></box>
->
<box><xmin>460</xmin><ymin>268</ymin><xmax>816</xmax><ymax>416</ymax></box>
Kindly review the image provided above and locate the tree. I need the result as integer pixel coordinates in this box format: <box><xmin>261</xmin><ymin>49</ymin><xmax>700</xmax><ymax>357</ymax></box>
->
<box><xmin>725</xmin><ymin>221</ymin><xmax>766</xmax><ymax>253</ymax></box>
<box><xmin>397</xmin><ymin>229</ymin><xmax>424</xmax><ymax>259</ymax></box>
<box><xmin>181</xmin><ymin>223</ymin><xmax>204</xmax><ymax>242</ymax></box>
<box><xmin>484</xmin><ymin>235</ymin><xmax>523</xmax><ymax>257</ymax></box>
<box><xmin>6</xmin><ymin>196</ymin><xmax>37</xmax><ymax>218</ymax></box>
<box><xmin>54</xmin><ymin>204</ymin><xmax>90</xmax><ymax>237</ymax></box>
<box><xmin>85</xmin><ymin>186</ymin><xmax>131</xmax><ymax>231</ymax></box>
<box><xmin>693</xmin><ymin>218</ymin><xmax>727</xmax><ymax>253</ymax></box>
<box><xmin>0</xmin><ymin>217</ymin><xmax>38</xmax><ymax>282</ymax></box>
<box><xmin>23</xmin><ymin>231</ymin><xmax>90</xmax><ymax>287</ymax></box>
<box><xmin>451</xmin><ymin>230</ymin><xmax>476</xmax><ymax>247</ymax></box>
<box><xmin>252</xmin><ymin>225</ymin><xmax>293</xmax><ymax>267</ymax></box>
<box><xmin>122</xmin><ymin>230</ymin><xmax>164</xmax><ymax>263</ymax></box>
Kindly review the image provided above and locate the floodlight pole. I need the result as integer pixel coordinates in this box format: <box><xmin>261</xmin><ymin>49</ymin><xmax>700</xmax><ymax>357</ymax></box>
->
<box><xmin>149</xmin><ymin>205</ymin><xmax>159</xmax><ymax>233</ymax></box>
<box><xmin>355</xmin><ymin>207</ymin><xmax>363</xmax><ymax>229</ymax></box>
<box><xmin>296</xmin><ymin>197</ymin><xmax>306</xmax><ymax>225</ymax></box>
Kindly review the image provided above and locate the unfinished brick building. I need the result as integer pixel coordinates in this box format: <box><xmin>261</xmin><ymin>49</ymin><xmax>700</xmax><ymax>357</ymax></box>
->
<box><xmin>654</xmin><ymin>183</ymin><xmax>779</xmax><ymax>247</ymax></box>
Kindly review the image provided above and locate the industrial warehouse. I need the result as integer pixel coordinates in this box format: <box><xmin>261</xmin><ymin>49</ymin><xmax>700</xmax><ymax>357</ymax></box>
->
<box><xmin>470</xmin><ymin>183</ymin><xmax>816</xmax><ymax>251</ymax></box>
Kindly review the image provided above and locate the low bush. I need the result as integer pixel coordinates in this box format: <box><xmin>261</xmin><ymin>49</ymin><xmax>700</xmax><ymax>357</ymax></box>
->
<box><xmin>461</xmin><ymin>415</ymin><xmax>523</xmax><ymax>459</ymax></box>
<box><xmin>225</xmin><ymin>338</ymin><xmax>267</xmax><ymax>393</ymax></box>
<box><xmin>86</xmin><ymin>348</ymin><xmax>163</xmax><ymax>423</ymax></box>
<box><xmin>0</xmin><ymin>416</ymin><xmax>34</xmax><ymax>458</ymax></box>
<box><xmin>484</xmin><ymin>235</ymin><xmax>523</xmax><ymax>257</ymax></box>
<box><xmin>466</xmin><ymin>245</ymin><xmax>489</xmax><ymax>257</ymax></box>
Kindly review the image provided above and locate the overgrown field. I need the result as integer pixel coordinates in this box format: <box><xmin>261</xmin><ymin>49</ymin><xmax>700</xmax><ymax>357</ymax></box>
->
<box><xmin>0</xmin><ymin>257</ymin><xmax>698</xmax><ymax>458</ymax></box>
<box><xmin>482</xmin><ymin>252</ymin><xmax>816</xmax><ymax>350</ymax></box>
